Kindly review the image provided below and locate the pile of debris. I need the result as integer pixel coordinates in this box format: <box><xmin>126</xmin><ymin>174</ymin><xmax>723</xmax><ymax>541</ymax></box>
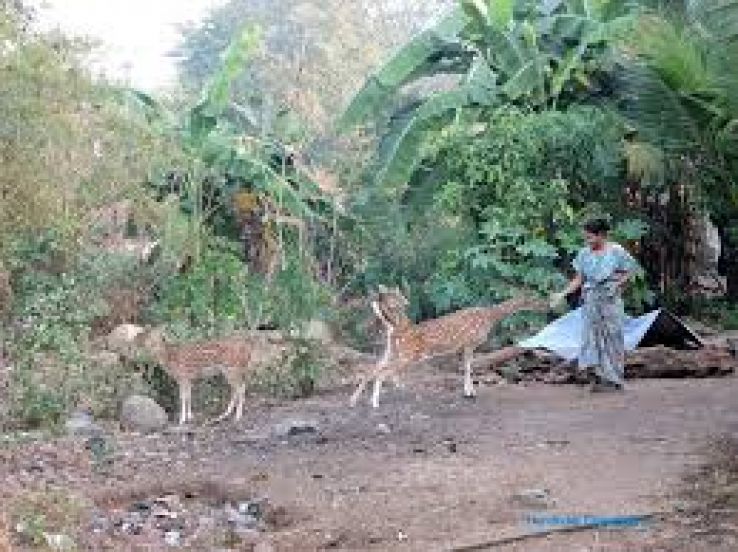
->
<box><xmin>473</xmin><ymin>344</ymin><xmax>736</xmax><ymax>384</ymax></box>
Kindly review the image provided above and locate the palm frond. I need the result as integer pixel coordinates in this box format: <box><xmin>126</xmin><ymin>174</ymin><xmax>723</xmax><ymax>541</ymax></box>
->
<box><xmin>337</xmin><ymin>8</ymin><xmax>469</xmax><ymax>132</ymax></box>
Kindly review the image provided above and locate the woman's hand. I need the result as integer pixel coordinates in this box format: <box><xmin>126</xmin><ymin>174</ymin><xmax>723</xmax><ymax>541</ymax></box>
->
<box><xmin>549</xmin><ymin>291</ymin><xmax>567</xmax><ymax>308</ymax></box>
<box><xmin>614</xmin><ymin>271</ymin><xmax>631</xmax><ymax>291</ymax></box>
<box><xmin>550</xmin><ymin>273</ymin><xmax>583</xmax><ymax>309</ymax></box>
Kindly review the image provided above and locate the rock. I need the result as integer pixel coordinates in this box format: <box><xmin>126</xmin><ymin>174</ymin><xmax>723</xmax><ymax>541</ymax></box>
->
<box><xmin>164</xmin><ymin>530</ymin><xmax>181</xmax><ymax>547</ymax></box>
<box><xmin>303</xmin><ymin>319</ymin><xmax>334</xmax><ymax>344</ymax></box>
<box><xmin>511</xmin><ymin>488</ymin><xmax>555</xmax><ymax>509</ymax></box>
<box><xmin>225</xmin><ymin>504</ymin><xmax>259</xmax><ymax>530</ymax></box>
<box><xmin>43</xmin><ymin>533</ymin><xmax>75</xmax><ymax>552</ymax></box>
<box><xmin>65</xmin><ymin>409</ymin><xmax>103</xmax><ymax>437</ymax></box>
<box><xmin>376</xmin><ymin>423</ymin><xmax>391</xmax><ymax>435</ymax></box>
<box><xmin>120</xmin><ymin>395</ymin><xmax>168</xmax><ymax>432</ymax></box>
<box><xmin>274</xmin><ymin>419</ymin><xmax>319</xmax><ymax>438</ymax></box>
<box><xmin>152</xmin><ymin>505</ymin><xmax>178</xmax><ymax>519</ymax></box>
<box><xmin>106</xmin><ymin>323</ymin><xmax>146</xmax><ymax>356</ymax></box>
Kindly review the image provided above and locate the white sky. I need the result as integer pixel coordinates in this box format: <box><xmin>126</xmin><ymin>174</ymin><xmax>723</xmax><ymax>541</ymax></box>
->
<box><xmin>29</xmin><ymin>0</ymin><xmax>226</xmax><ymax>91</ymax></box>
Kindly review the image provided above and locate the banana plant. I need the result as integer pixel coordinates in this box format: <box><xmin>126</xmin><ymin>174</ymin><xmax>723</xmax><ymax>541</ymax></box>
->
<box><xmin>118</xmin><ymin>24</ymin><xmax>338</xmax><ymax>264</ymax></box>
<box><xmin>338</xmin><ymin>0</ymin><xmax>638</xmax><ymax>188</ymax></box>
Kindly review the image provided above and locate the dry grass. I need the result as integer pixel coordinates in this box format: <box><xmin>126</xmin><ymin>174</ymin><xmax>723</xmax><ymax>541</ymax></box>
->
<box><xmin>90</xmin><ymin>474</ymin><xmax>256</xmax><ymax>509</ymax></box>
<box><xmin>647</xmin><ymin>435</ymin><xmax>738</xmax><ymax>551</ymax></box>
<box><xmin>8</xmin><ymin>490</ymin><xmax>87</xmax><ymax>549</ymax></box>
<box><xmin>681</xmin><ymin>436</ymin><xmax>738</xmax><ymax>529</ymax></box>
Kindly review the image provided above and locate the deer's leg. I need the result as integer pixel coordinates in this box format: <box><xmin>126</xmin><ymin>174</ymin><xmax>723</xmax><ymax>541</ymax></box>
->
<box><xmin>351</xmin><ymin>352</ymin><xmax>389</xmax><ymax>407</ymax></box>
<box><xmin>215</xmin><ymin>381</ymin><xmax>237</xmax><ymax>423</ymax></box>
<box><xmin>178</xmin><ymin>381</ymin><xmax>191</xmax><ymax>425</ymax></box>
<box><xmin>380</xmin><ymin>326</ymin><xmax>393</xmax><ymax>365</ymax></box>
<box><xmin>463</xmin><ymin>347</ymin><xmax>476</xmax><ymax>398</ymax></box>
<box><xmin>371</xmin><ymin>374</ymin><xmax>385</xmax><ymax>408</ymax></box>
<box><xmin>350</xmin><ymin>371</ymin><xmax>370</xmax><ymax>407</ymax></box>
<box><xmin>234</xmin><ymin>383</ymin><xmax>246</xmax><ymax>421</ymax></box>
<box><xmin>371</xmin><ymin>364</ymin><xmax>398</xmax><ymax>408</ymax></box>
<box><xmin>185</xmin><ymin>383</ymin><xmax>194</xmax><ymax>422</ymax></box>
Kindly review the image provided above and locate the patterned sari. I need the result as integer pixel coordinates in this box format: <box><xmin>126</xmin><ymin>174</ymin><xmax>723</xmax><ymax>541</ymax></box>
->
<box><xmin>573</xmin><ymin>244</ymin><xmax>637</xmax><ymax>386</ymax></box>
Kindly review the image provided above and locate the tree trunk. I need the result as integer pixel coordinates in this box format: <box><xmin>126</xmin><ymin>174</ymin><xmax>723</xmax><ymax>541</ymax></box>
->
<box><xmin>717</xmin><ymin>220</ymin><xmax>738</xmax><ymax>301</ymax></box>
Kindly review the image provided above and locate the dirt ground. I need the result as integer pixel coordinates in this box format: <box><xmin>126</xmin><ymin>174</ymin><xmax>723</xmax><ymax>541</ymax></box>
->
<box><xmin>2</xmin><ymin>367</ymin><xmax>738</xmax><ymax>551</ymax></box>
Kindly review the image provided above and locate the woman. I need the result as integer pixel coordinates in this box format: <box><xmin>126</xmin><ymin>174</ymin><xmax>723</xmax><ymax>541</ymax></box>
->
<box><xmin>550</xmin><ymin>217</ymin><xmax>638</xmax><ymax>392</ymax></box>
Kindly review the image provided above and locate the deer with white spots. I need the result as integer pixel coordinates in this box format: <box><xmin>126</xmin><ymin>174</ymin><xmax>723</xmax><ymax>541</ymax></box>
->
<box><xmin>350</xmin><ymin>286</ymin><xmax>547</xmax><ymax>408</ymax></box>
<box><xmin>136</xmin><ymin>328</ymin><xmax>288</xmax><ymax>425</ymax></box>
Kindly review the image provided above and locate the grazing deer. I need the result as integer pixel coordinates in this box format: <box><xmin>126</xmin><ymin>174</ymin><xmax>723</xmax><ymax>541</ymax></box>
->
<box><xmin>136</xmin><ymin>328</ymin><xmax>287</xmax><ymax>425</ymax></box>
<box><xmin>350</xmin><ymin>286</ymin><xmax>547</xmax><ymax>408</ymax></box>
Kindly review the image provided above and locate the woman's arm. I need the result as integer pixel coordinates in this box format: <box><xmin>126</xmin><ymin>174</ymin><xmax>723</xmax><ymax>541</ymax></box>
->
<box><xmin>550</xmin><ymin>273</ymin><xmax>583</xmax><ymax>307</ymax></box>
<box><xmin>612</xmin><ymin>243</ymin><xmax>638</xmax><ymax>291</ymax></box>
<box><xmin>563</xmin><ymin>273</ymin><xmax>583</xmax><ymax>296</ymax></box>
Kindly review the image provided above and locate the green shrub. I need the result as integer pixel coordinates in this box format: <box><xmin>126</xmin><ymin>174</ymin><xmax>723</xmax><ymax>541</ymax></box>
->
<box><xmin>255</xmin><ymin>338</ymin><xmax>327</xmax><ymax>399</ymax></box>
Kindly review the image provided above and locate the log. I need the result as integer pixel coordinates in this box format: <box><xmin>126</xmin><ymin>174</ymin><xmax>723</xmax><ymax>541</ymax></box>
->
<box><xmin>472</xmin><ymin>347</ymin><xmax>528</xmax><ymax>370</ymax></box>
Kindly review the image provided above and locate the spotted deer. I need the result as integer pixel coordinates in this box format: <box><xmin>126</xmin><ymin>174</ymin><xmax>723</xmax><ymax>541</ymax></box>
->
<box><xmin>350</xmin><ymin>286</ymin><xmax>547</xmax><ymax>408</ymax></box>
<box><xmin>136</xmin><ymin>328</ymin><xmax>287</xmax><ymax>425</ymax></box>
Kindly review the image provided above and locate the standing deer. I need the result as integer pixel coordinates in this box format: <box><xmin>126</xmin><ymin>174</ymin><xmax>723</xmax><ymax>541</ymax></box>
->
<box><xmin>351</xmin><ymin>286</ymin><xmax>547</xmax><ymax>408</ymax></box>
<box><xmin>136</xmin><ymin>328</ymin><xmax>287</xmax><ymax>425</ymax></box>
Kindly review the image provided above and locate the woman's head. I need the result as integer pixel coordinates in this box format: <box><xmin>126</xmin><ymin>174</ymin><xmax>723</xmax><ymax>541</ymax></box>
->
<box><xmin>583</xmin><ymin>216</ymin><xmax>610</xmax><ymax>248</ymax></box>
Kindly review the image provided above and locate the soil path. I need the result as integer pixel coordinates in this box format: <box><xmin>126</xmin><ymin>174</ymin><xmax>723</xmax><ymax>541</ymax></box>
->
<box><xmin>4</xmin><ymin>371</ymin><xmax>738</xmax><ymax>551</ymax></box>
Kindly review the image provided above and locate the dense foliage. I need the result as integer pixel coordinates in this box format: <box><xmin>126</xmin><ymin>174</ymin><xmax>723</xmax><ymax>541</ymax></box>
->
<box><xmin>340</xmin><ymin>0</ymin><xmax>738</xmax><ymax>315</ymax></box>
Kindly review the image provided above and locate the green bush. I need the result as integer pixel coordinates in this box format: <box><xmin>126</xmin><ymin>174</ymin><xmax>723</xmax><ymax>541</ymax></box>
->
<box><xmin>254</xmin><ymin>338</ymin><xmax>328</xmax><ymax>399</ymax></box>
<box><xmin>2</xmin><ymin>231</ymin><xmax>159</xmax><ymax>428</ymax></box>
<box><xmin>150</xmin><ymin>236</ymin><xmax>330</xmax><ymax>337</ymax></box>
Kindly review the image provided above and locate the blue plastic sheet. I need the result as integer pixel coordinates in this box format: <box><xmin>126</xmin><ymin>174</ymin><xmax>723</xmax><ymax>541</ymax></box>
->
<box><xmin>517</xmin><ymin>308</ymin><xmax>662</xmax><ymax>361</ymax></box>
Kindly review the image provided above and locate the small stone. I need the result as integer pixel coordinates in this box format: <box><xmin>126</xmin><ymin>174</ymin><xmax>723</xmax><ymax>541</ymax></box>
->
<box><xmin>106</xmin><ymin>323</ymin><xmax>146</xmax><ymax>353</ymax></box>
<box><xmin>237</xmin><ymin>502</ymin><xmax>251</xmax><ymax>515</ymax></box>
<box><xmin>511</xmin><ymin>488</ymin><xmax>555</xmax><ymax>509</ymax></box>
<box><xmin>274</xmin><ymin>419</ymin><xmax>319</xmax><ymax>437</ymax></box>
<box><xmin>225</xmin><ymin>505</ymin><xmax>259</xmax><ymax>529</ymax></box>
<box><xmin>443</xmin><ymin>439</ymin><xmax>458</xmax><ymax>453</ymax></box>
<box><xmin>120</xmin><ymin>394</ymin><xmax>168</xmax><ymax>433</ymax></box>
<box><xmin>376</xmin><ymin>423</ymin><xmax>391</xmax><ymax>434</ymax></box>
<box><xmin>43</xmin><ymin>533</ymin><xmax>75</xmax><ymax>552</ymax></box>
<box><xmin>90</xmin><ymin>513</ymin><xmax>111</xmax><ymax>534</ymax></box>
<box><xmin>303</xmin><ymin>319</ymin><xmax>334</xmax><ymax>344</ymax></box>
<box><xmin>164</xmin><ymin>530</ymin><xmax>181</xmax><ymax>547</ymax></box>
<box><xmin>154</xmin><ymin>495</ymin><xmax>182</xmax><ymax>509</ymax></box>
<box><xmin>65</xmin><ymin>410</ymin><xmax>103</xmax><ymax>437</ymax></box>
<box><xmin>152</xmin><ymin>505</ymin><xmax>178</xmax><ymax>519</ymax></box>
<box><xmin>131</xmin><ymin>501</ymin><xmax>151</xmax><ymax>513</ymax></box>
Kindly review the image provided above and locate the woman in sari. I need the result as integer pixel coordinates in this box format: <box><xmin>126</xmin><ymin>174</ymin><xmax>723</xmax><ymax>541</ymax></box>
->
<box><xmin>550</xmin><ymin>217</ymin><xmax>638</xmax><ymax>392</ymax></box>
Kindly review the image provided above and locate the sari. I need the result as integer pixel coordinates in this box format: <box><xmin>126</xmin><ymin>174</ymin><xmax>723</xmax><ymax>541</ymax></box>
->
<box><xmin>573</xmin><ymin>244</ymin><xmax>637</xmax><ymax>386</ymax></box>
